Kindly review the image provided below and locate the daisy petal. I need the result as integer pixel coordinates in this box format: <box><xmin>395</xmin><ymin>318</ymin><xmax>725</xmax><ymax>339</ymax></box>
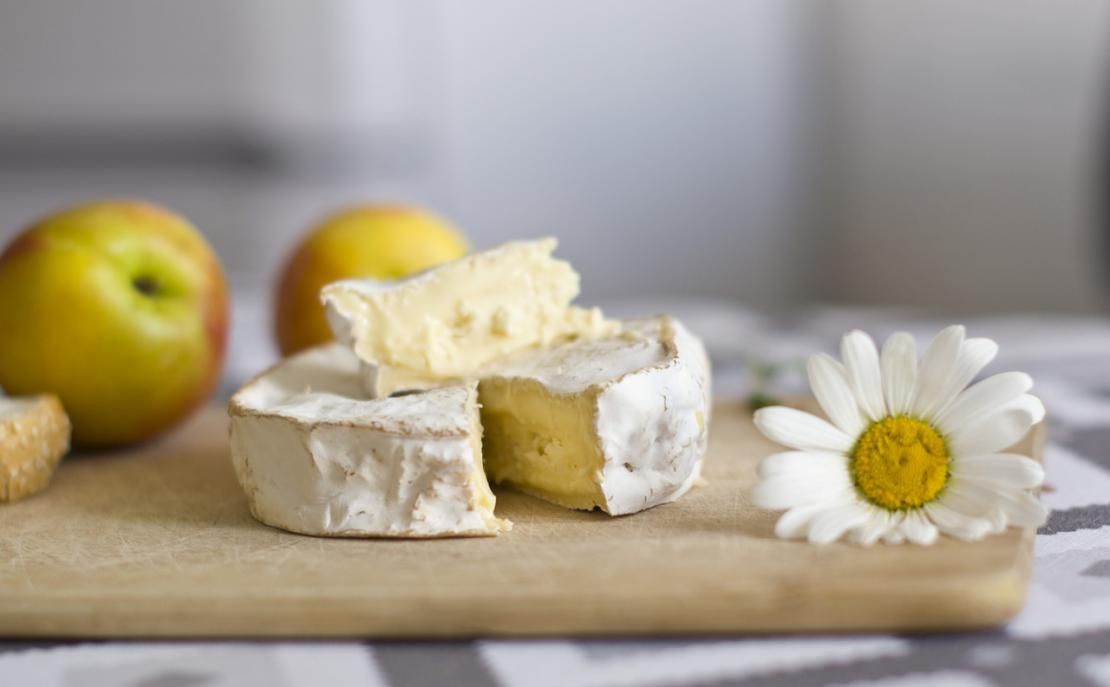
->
<box><xmin>881</xmin><ymin>512</ymin><xmax>907</xmax><ymax>544</ymax></box>
<box><xmin>922</xmin><ymin>337</ymin><xmax>998</xmax><ymax>421</ymax></box>
<box><xmin>952</xmin><ymin>454</ymin><xmax>1045</xmax><ymax>489</ymax></box>
<box><xmin>754</xmin><ymin>406</ymin><xmax>854</xmax><ymax>453</ymax></box>
<box><xmin>995</xmin><ymin>489</ymin><xmax>1048</xmax><ymax>529</ymax></box>
<box><xmin>934</xmin><ymin>372</ymin><xmax>1033</xmax><ymax>435</ymax></box>
<box><xmin>949</xmin><ymin>407</ymin><xmax>1036</xmax><ymax>457</ymax></box>
<box><xmin>900</xmin><ymin>510</ymin><xmax>939</xmax><ymax>546</ymax></box>
<box><xmin>849</xmin><ymin>507</ymin><xmax>894</xmax><ymax>546</ymax></box>
<box><xmin>880</xmin><ymin>332</ymin><xmax>918</xmax><ymax>416</ymax></box>
<box><xmin>942</xmin><ymin>338</ymin><xmax>999</xmax><ymax>404</ymax></box>
<box><xmin>941</xmin><ymin>482</ymin><xmax>998</xmax><ymax>520</ymax></box>
<box><xmin>987</xmin><ymin>508</ymin><xmax>1009</xmax><ymax>534</ymax></box>
<box><xmin>751</xmin><ymin>473</ymin><xmax>853</xmax><ymax>510</ymax></box>
<box><xmin>911</xmin><ymin>325</ymin><xmax>965</xmax><ymax>419</ymax></box>
<box><xmin>924</xmin><ymin>501</ymin><xmax>993</xmax><ymax>541</ymax></box>
<box><xmin>774</xmin><ymin>503</ymin><xmax>831</xmax><ymax>540</ymax></box>
<box><xmin>1004</xmin><ymin>394</ymin><xmax>1046</xmax><ymax>425</ymax></box>
<box><xmin>758</xmin><ymin>451</ymin><xmax>849</xmax><ymax>479</ymax></box>
<box><xmin>807</xmin><ymin>503</ymin><xmax>872</xmax><ymax>545</ymax></box>
<box><xmin>808</xmin><ymin>353</ymin><xmax>866</xmax><ymax>436</ymax></box>
<box><xmin>841</xmin><ymin>330</ymin><xmax>886</xmax><ymax>421</ymax></box>
<box><xmin>944</xmin><ymin>480</ymin><xmax>1046</xmax><ymax>530</ymax></box>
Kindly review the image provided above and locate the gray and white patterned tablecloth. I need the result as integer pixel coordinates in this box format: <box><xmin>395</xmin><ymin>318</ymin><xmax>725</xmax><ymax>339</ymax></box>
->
<box><xmin>3</xmin><ymin>305</ymin><xmax>1110</xmax><ymax>687</ymax></box>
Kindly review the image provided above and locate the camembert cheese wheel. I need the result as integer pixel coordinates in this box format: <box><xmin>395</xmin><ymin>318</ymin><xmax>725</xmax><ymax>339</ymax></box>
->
<box><xmin>228</xmin><ymin>317</ymin><xmax>710</xmax><ymax>537</ymax></box>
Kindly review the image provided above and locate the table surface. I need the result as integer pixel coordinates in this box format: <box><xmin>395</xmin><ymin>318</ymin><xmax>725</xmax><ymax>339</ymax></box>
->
<box><xmin>4</xmin><ymin>304</ymin><xmax>1110</xmax><ymax>687</ymax></box>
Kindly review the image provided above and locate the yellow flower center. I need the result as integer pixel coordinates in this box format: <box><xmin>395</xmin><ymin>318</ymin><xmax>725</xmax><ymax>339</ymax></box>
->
<box><xmin>850</xmin><ymin>416</ymin><xmax>950</xmax><ymax>510</ymax></box>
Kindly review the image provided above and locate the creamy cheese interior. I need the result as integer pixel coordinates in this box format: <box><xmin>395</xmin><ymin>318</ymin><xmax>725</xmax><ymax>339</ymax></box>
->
<box><xmin>479</xmin><ymin>378</ymin><xmax>607</xmax><ymax>511</ymax></box>
<box><xmin>478</xmin><ymin>320</ymin><xmax>673</xmax><ymax>512</ymax></box>
<box><xmin>322</xmin><ymin>238</ymin><xmax>618</xmax><ymax>396</ymax></box>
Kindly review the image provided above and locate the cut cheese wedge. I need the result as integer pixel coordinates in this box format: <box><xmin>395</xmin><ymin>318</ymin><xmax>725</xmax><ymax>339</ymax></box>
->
<box><xmin>480</xmin><ymin>316</ymin><xmax>710</xmax><ymax>514</ymax></box>
<box><xmin>0</xmin><ymin>394</ymin><xmax>71</xmax><ymax>503</ymax></box>
<box><xmin>322</xmin><ymin>238</ymin><xmax>618</xmax><ymax>397</ymax></box>
<box><xmin>229</xmin><ymin>343</ymin><xmax>509</xmax><ymax>538</ymax></box>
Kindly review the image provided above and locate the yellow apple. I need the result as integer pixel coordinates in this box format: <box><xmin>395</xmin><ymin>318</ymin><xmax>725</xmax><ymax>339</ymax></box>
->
<box><xmin>274</xmin><ymin>205</ymin><xmax>468</xmax><ymax>356</ymax></box>
<box><xmin>0</xmin><ymin>200</ymin><xmax>229</xmax><ymax>448</ymax></box>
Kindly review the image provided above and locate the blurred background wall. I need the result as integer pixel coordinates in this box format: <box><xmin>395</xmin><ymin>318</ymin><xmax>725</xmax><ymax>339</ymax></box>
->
<box><xmin>819</xmin><ymin>0</ymin><xmax>1109</xmax><ymax>313</ymax></box>
<box><xmin>0</xmin><ymin>0</ymin><xmax>1107</xmax><ymax>313</ymax></box>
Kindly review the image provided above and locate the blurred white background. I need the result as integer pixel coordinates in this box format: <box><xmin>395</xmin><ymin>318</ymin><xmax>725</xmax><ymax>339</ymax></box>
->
<box><xmin>0</xmin><ymin>0</ymin><xmax>1107</xmax><ymax>316</ymax></box>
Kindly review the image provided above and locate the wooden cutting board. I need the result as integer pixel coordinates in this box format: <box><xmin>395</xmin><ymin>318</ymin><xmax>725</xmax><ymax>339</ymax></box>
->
<box><xmin>0</xmin><ymin>401</ymin><xmax>1041</xmax><ymax>638</ymax></box>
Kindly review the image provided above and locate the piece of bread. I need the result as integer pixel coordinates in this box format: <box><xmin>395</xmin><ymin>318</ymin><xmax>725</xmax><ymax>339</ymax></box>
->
<box><xmin>0</xmin><ymin>394</ymin><xmax>71</xmax><ymax>503</ymax></box>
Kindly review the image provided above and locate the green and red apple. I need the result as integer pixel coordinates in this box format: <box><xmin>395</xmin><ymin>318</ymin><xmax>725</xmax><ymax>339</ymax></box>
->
<box><xmin>0</xmin><ymin>200</ymin><xmax>229</xmax><ymax>447</ymax></box>
<box><xmin>274</xmin><ymin>205</ymin><xmax>468</xmax><ymax>356</ymax></box>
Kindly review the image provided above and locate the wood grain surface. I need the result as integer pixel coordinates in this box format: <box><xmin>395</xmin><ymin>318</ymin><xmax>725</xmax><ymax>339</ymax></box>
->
<box><xmin>0</xmin><ymin>401</ymin><xmax>1042</xmax><ymax>638</ymax></box>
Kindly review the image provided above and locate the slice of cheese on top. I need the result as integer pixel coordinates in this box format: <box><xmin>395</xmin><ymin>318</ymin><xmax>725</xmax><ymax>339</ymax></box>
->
<box><xmin>479</xmin><ymin>316</ymin><xmax>710</xmax><ymax>515</ymax></box>
<box><xmin>229</xmin><ymin>343</ymin><xmax>509</xmax><ymax>538</ymax></box>
<box><xmin>322</xmin><ymin>238</ymin><xmax>618</xmax><ymax>397</ymax></box>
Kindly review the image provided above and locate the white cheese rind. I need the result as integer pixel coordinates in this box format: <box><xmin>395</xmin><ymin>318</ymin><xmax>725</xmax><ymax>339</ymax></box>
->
<box><xmin>229</xmin><ymin>344</ymin><xmax>508</xmax><ymax>538</ymax></box>
<box><xmin>595</xmin><ymin>318</ymin><xmax>711</xmax><ymax>515</ymax></box>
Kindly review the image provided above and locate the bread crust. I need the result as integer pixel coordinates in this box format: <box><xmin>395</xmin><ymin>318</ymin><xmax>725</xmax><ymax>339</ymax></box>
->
<box><xmin>0</xmin><ymin>394</ymin><xmax>71</xmax><ymax>502</ymax></box>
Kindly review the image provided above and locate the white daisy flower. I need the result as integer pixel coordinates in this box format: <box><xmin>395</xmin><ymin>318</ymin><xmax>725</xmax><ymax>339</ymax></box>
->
<box><xmin>751</xmin><ymin>325</ymin><xmax>1047</xmax><ymax>546</ymax></box>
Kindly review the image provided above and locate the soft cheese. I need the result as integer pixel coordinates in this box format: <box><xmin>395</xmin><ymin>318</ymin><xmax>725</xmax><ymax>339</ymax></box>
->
<box><xmin>479</xmin><ymin>316</ymin><xmax>711</xmax><ymax>515</ymax></box>
<box><xmin>322</xmin><ymin>238</ymin><xmax>618</xmax><ymax>397</ymax></box>
<box><xmin>229</xmin><ymin>343</ymin><xmax>509</xmax><ymax>538</ymax></box>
